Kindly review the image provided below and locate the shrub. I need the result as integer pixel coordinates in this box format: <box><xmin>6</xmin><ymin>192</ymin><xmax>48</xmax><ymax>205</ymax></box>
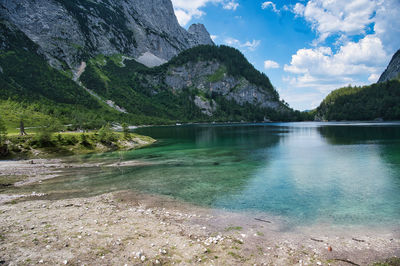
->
<box><xmin>80</xmin><ymin>133</ymin><xmax>91</xmax><ymax>147</ymax></box>
<box><xmin>97</xmin><ymin>123</ymin><xmax>117</xmax><ymax>144</ymax></box>
<box><xmin>34</xmin><ymin>119</ymin><xmax>62</xmax><ymax>147</ymax></box>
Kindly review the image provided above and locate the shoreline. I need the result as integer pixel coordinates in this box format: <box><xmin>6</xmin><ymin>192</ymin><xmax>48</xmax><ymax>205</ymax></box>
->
<box><xmin>1</xmin><ymin>189</ymin><xmax>399</xmax><ymax>265</ymax></box>
<box><xmin>1</xmin><ymin>158</ymin><xmax>400</xmax><ymax>265</ymax></box>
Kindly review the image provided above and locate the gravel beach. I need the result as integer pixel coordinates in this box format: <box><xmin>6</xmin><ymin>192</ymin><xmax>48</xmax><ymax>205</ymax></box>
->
<box><xmin>0</xmin><ymin>159</ymin><xmax>399</xmax><ymax>265</ymax></box>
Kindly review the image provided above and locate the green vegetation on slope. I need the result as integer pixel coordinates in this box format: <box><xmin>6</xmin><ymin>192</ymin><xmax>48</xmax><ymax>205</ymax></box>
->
<box><xmin>81</xmin><ymin>46</ymin><xmax>310</xmax><ymax>122</ymax></box>
<box><xmin>0</xmin><ymin>21</ymin><xmax>172</xmax><ymax>130</ymax></box>
<box><xmin>80</xmin><ymin>56</ymin><xmax>208</xmax><ymax>121</ymax></box>
<box><xmin>316</xmin><ymin>80</ymin><xmax>400</xmax><ymax>121</ymax></box>
<box><xmin>1</xmin><ymin>21</ymin><xmax>310</xmax><ymax>129</ymax></box>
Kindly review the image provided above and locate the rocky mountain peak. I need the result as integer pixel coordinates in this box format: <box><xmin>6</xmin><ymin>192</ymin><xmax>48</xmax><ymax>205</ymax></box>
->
<box><xmin>378</xmin><ymin>49</ymin><xmax>400</xmax><ymax>83</ymax></box>
<box><xmin>188</xmin><ymin>23</ymin><xmax>214</xmax><ymax>46</ymax></box>
<box><xmin>0</xmin><ymin>0</ymin><xmax>215</xmax><ymax>69</ymax></box>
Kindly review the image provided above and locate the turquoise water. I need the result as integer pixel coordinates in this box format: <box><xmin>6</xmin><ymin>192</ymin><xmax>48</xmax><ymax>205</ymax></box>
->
<box><xmin>12</xmin><ymin>122</ymin><xmax>400</xmax><ymax>227</ymax></box>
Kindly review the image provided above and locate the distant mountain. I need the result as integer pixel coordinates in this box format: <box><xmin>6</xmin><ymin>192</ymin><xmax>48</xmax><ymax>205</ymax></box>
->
<box><xmin>314</xmin><ymin>81</ymin><xmax>400</xmax><ymax>121</ymax></box>
<box><xmin>0</xmin><ymin>0</ymin><xmax>303</xmax><ymax>128</ymax></box>
<box><xmin>378</xmin><ymin>49</ymin><xmax>400</xmax><ymax>83</ymax></box>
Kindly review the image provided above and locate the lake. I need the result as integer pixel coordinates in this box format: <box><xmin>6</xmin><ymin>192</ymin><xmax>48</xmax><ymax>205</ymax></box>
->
<box><xmin>15</xmin><ymin>122</ymin><xmax>400</xmax><ymax>228</ymax></box>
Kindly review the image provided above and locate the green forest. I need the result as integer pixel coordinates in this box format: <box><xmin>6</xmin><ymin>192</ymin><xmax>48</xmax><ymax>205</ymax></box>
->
<box><xmin>316</xmin><ymin>80</ymin><xmax>400</xmax><ymax>121</ymax></box>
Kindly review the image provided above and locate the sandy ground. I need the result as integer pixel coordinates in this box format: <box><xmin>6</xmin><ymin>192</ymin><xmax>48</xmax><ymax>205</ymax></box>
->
<box><xmin>0</xmin><ymin>160</ymin><xmax>399</xmax><ymax>265</ymax></box>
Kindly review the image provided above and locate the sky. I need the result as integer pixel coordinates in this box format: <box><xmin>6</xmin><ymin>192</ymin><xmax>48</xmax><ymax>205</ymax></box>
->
<box><xmin>171</xmin><ymin>0</ymin><xmax>400</xmax><ymax>111</ymax></box>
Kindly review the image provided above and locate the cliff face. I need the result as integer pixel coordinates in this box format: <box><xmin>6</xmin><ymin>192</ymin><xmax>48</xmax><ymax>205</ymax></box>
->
<box><xmin>163</xmin><ymin>61</ymin><xmax>280</xmax><ymax>115</ymax></box>
<box><xmin>378</xmin><ymin>49</ymin><xmax>400</xmax><ymax>83</ymax></box>
<box><xmin>0</xmin><ymin>0</ymin><xmax>213</xmax><ymax>70</ymax></box>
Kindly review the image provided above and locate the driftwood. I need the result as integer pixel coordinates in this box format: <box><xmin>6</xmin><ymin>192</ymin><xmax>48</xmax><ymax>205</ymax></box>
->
<box><xmin>332</xmin><ymin>258</ymin><xmax>360</xmax><ymax>266</ymax></box>
<box><xmin>310</xmin><ymin>238</ymin><xmax>324</xmax><ymax>242</ymax></box>
<box><xmin>254</xmin><ymin>218</ymin><xmax>271</xmax><ymax>223</ymax></box>
<box><xmin>352</xmin><ymin>238</ymin><xmax>365</xmax><ymax>242</ymax></box>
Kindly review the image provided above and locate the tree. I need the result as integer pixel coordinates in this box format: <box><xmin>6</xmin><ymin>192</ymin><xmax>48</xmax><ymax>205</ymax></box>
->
<box><xmin>121</xmin><ymin>123</ymin><xmax>130</xmax><ymax>139</ymax></box>
<box><xmin>97</xmin><ymin>123</ymin><xmax>117</xmax><ymax>144</ymax></box>
<box><xmin>20</xmin><ymin>120</ymin><xmax>27</xmax><ymax>136</ymax></box>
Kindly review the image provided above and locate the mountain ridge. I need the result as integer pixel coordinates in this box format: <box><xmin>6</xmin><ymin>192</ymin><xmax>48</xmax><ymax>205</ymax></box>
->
<box><xmin>0</xmin><ymin>0</ymin><xmax>213</xmax><ymax>70</ymax></box>
<box><xmin>0</xmin><ymin>0</ymin><xmax>307</xmax><ymax>129</ymax></box>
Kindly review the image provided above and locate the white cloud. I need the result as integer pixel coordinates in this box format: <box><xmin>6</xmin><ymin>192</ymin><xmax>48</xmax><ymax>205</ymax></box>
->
<box><xmin>283</xmin><ymin>0</ymin><xmax>400</xmax><ymax>110</ymax></box>
<box><xmin>373</xmin><ymin>0</ymin><xmax>400</xmax><ymax>52</ymax></box>
<box><xmin>284</xmin><ymin>35</ymin><xmax>389</xmax><ymax>92</ymax></box>
<box><xmin>291</xmin><ymin>0</ymin><xmax>400</xmax><ymax>49</ymax></box>
<box><xmin>223</xmin><ymin>1</ymin><xmax>239</xmax><ymax>10</ymax></box>
<box><xmin>292</xmin><ymin>0</ymin><xmax>377</xmax><ymax>43</ymax></box>
<box><xmin>261</xmin><ymin>1</ymin><xmax>279</xmax><ymax>13</ymax></box>
<box><xmin>210</xmin><ymin>35</ymin><xmax>218</xmax><ymax>41</ymax></box>
<box><xmin>368</xmin><ymin>73</ymin><xmax>380</xmax><ymax>83</ymax></box>
<box><xmin>243</xmin><ymin>40</ymin><xmax>261</xmax><ymax>51</ymax></box>
<box><xmin>171</xmin><ymin>0</ymin><xmax>239</xmax><ymax>26</ymax></box>
<box><xmin>225</xmin><ymin>38</ymin><xmax>261</xmax><ymax>51</ymax></box>
<box><xmin>279</xmin><ymin>89</ymin><xmax>325</xmax><ymax>110</ymax></box>
<box><xmin>264</xmin><ymin>60</ymin><xmax>280</xmax><ymax>69</ymax></box>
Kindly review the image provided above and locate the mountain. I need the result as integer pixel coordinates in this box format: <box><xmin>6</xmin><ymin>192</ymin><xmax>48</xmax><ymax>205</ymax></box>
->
<box><xmin>378</xmin><ymin>49</ymin><xmax>400</xmax><ymax>83</ymax></box>
<box><xmin>0</xmin><ymin>0</ymin><xmax>302</xmax><ymax>129</ymax></box>
<box><xmin>315</xmin><ymin>49</ymin><xmax>400</xmax><ymax>121</ymax></box>
<box><xmin>0</xmin><ymin>0</ymin><xmax>213</xmax><ymax>70</ymax></box>
<box><xmin>79</xmin><ymin>45</ymin><xmax>293</xmax><ymax>122</ymax></box>
<box><xmin>314</xmin><ymin>81</ymin><xmax>400</xmax><ymax>121</ymax></box>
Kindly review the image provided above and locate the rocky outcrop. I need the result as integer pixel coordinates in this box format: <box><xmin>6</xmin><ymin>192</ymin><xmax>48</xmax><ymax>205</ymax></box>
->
<box><xmin>163</xmin><ymin>61</ymin><xmax>280</xmax><ymax>115</ymax></box>
<box><xmin>188</xmin><ymin>24</ymin><xmax>214</xmax><ymax>47</ymax></box>
<box><xmin>194</xmin><ymin>96</ymin><xmax>217</xmax><ymax>116</ymax></box>
<box><xmin>378</xmin><ymin>49</ymin><xmax>400</xmax><ymax>83</ymax></box>
<box><xmin>0</xmin><ymin>0</ymin><xmax>214</xmax><ymax>70</ymax></box>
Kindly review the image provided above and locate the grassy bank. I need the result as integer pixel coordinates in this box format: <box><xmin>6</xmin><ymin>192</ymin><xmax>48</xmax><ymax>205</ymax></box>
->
<box><xmin>2</xmin><ymin>131</ymin><xmax>155</xmax><ymax>159</ymax></box>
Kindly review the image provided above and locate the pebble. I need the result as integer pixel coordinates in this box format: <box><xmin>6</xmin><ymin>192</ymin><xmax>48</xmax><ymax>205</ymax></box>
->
<box><xmin>204</xmin><ymin>235</ymin><xmax>224</xmax><ymax>246</ymax></box>
<box><xmin>135</xmin><ymin>250</ymin><xmax>144</xmax><ymax>258</ymax></box>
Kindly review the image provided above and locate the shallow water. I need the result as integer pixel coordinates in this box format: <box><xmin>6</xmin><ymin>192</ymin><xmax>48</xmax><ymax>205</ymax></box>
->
<box><xmin>12</xmin><ymin>122</ymin><xmax>400</xmax><ymax>227</ymax></box>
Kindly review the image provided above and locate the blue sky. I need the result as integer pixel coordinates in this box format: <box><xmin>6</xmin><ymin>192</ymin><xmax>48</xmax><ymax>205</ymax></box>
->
<box><xmin>171</xmin><ymin>0</ymin><xmax>400</xmax><ymax>110</ymax></box>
